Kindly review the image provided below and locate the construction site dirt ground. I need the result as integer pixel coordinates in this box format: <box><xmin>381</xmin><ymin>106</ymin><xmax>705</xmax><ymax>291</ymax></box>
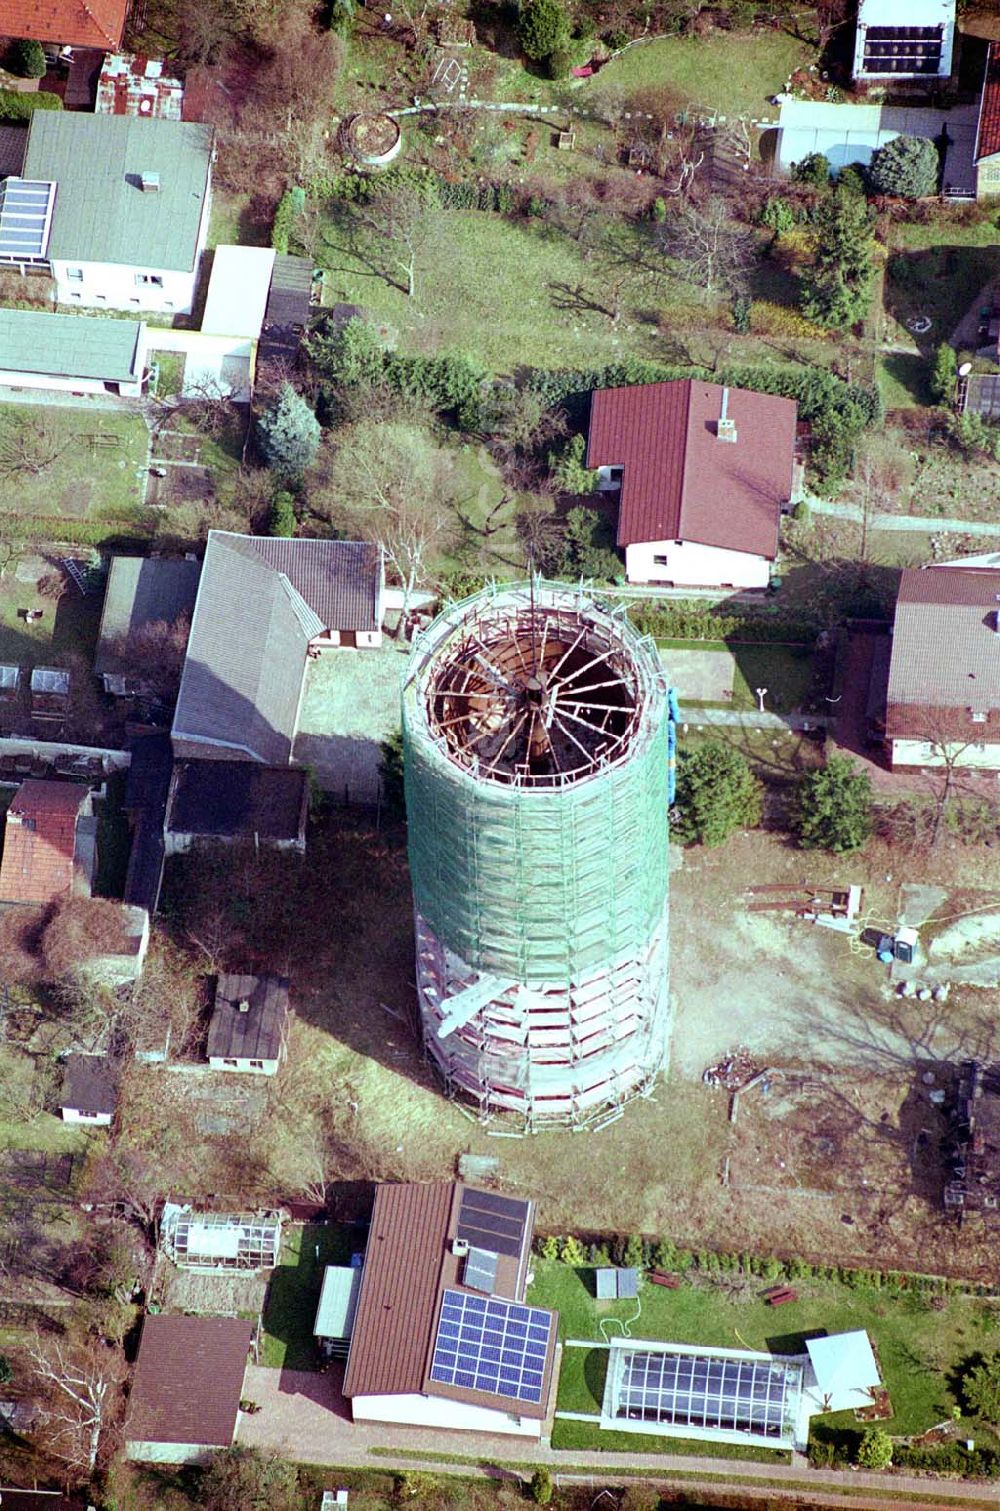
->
<box><xmin>151</xmin><ymin>818</ymin><xmax>1000</xmax><ymax>1279</ymax></box>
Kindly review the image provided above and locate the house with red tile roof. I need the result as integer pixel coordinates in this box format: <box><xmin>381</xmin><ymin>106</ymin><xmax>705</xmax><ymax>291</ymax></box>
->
<box><xmin>585</xmin><ymin>380</ymin><xmax>798</xmax><ymax>590</ymax></box>
<box><xmin>0</xmin><ymin>780</ymin><xmax>92</xmax><ymax>906</ymax></box>
<box><xmin>886</xmin><ymin>566</ymin><xmax>1000</xmax><ymax>769</ymax></box>
<box><xmin>975</xmin><ymin>42</ymin><xmax>1000</xmax><ymax>199</ymax></box>
<box><xmin>3</xmin><ymin>0</ymin><xmax>128</xmax><ymax>51</ymax></box>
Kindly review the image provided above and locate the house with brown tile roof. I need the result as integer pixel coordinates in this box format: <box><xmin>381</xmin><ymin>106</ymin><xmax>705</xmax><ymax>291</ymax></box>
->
<box><xmin>4</xmin><ymin>0</ymin><xmax>128</xmax><ymax>50</ymax></box>
<box><xmin>886</xmin><ymin>565</ymin><xmax>1000</xmax><ymax>769</ymax></box>
<box><xmin>0</xmin><ymin>781</ymin><xmax>92</xmax><ymax>906</ymax></box>
<box><xmin>975</xmin><ymin>43</ymin><xmax>1000</xmax><ymax>198</ymax></box>
<box><xmin>586</xmin><ymin>381</ymin><xmax>798</xmax><ymax>589</ymax></box>
<box><xmin>343</xmin><ymin>1182</ymin><xmax>557</xmax><ymax>1437</ymax></box>
<box><xmin>124</xmin><ymin>1314</ymin><xmax>252</xmax><ymax>1464</ymax></box>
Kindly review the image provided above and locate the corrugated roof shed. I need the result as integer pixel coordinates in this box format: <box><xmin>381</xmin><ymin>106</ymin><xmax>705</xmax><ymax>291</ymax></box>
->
<box><xmin>0</xmin><ymin>780</ymin><xmax>88</xmax><ymax>905</ymax></box>
<box><xmin>208</xmin><ymin>973</ymin><xmax>290</xmax><ymax>1060</ymax></box>
<box><xmin>95</xmin><ymin>556</ymin><xmax>200</xmax><ymax>673</ymax></box>
<box><xmin>172</xmin><ymin>533</ymin><xmax>381</xmax><ymax>763</ymax></box>
<box><xmin>3</xmin><ymin>0</ymin><xmax>127</xmax><ymax>48</ymax></box>
<box><xmin>23</xmin><ymin>115</ymin><xmax>214</xmax><ymax>272</ymax></box>
<box><xmin>887</xmin><ymin>566</ymin><xmax>1000</xmax><ymax>740</ymax></box>
<box><xmin>61</xmin><ymin>1053</ymin><xmax>118</xmax><ymax>1116</ymax></box>
<box><xmin>976</xmin><ymin>42</ymin><xmax>1000</xmax><ymax>161</ymax></box>
<box><xmin>0</xmin><ymin>309</ymin><xmax>144</xmax><ymax>384</ymax></box>
<box><xmin>124</xmin><ymin>1314</ymin><xmax>252</xmax><ymax>1449</ymax></box>
<box><xmin>166</xmin><ymin>761</ymin><xmax>308</xmax><ymax>841</ymax></box>
<box><xmin>202</xmin><ymin>245</ymin><xmax>276</xmax><ymax>339</ymax></box>
<box><xmin>586</xmin><ymin>380</ymin><xmax>796</xmax><ymax>556</ymax></box>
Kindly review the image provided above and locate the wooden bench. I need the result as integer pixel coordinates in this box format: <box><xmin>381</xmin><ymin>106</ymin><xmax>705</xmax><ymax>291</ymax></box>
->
<box><xmin>763</xmin><ymin>1286</ymin><xmax>799</xmax><ymax>1306</ymax></box>
<box><xmin>648</xmin><ymin>1270</ymin><xmax>681</xmax><ymax>1289</ymax></box>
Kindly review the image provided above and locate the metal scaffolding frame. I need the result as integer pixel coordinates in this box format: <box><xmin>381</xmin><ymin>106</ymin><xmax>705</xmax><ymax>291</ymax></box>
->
<box><xmin>402</xmin><ymin>581</ymin><xmax>673</xmax><ymax>1130</ymax></box>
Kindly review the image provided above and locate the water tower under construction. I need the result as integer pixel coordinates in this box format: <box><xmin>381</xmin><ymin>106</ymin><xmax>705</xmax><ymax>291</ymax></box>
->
<box><xmin>401</xmin><ymin>580</ymin><xmax>676</xmax><ymax>1130</ymax></box>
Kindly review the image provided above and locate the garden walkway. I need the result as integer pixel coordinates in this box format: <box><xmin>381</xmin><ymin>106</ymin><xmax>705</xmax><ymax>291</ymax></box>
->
<box><xmin>239</xmin><ymin>1365</ymin><xmax>1000</xmax><ymax>1508</ymax></box>
<box><xmin>808</xmin><ymin>498</ymin><xmax>1000</xmax><ymax>537</ymax></box>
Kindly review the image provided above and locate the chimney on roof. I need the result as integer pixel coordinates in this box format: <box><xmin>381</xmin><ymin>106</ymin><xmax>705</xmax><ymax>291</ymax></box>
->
<box><xmin>717</xmin><ymin>386</ymin><xmax>738</xmax><ymax>444</ymax></box>
<box><xmin>139</xmin><ymin>171</ymin><xmax>160</xmax><ymax>193</ymax></box>
<box><xmin>237</xmin><ymin>998</ymin><xmax>251</xmax><ymax>1014</ymax></box>
<box><xmin>995</xmin><ymin>596</ymin><xmax>1000</xmax><ymax>634</ymax></box>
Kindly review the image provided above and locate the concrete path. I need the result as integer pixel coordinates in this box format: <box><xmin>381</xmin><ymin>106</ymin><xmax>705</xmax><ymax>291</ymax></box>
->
<box><xmin>809</xmin><ymin>498</ymin><xmax>1000</xmax><ymax>536</ymax></box>
<box><xmin>239</xmin><ymin>1366</ymin><xmax>1000</xmax><ymax>1506</ymax></box>
<box><xmin>678</xmin><ymin>707</ymin><xmax>830</xmax><ymax>731</ymax></box>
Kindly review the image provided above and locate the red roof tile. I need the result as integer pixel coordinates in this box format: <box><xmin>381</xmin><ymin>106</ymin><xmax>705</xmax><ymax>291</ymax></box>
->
<box><xmin>586</xmin><ymin>380</ymin><xmax>797</xmax><ymax>557</ymax></box>
<box><xmin>3</xmin><ymin>0</ymin><xmax>128</xmax><ymax>49</ymax></box>
<box><xmin>977</xmin><ymin>44</ymin><xmax>1000</xmax><ymax>163</ymax></box>
<box><xmin>0</xmin><ymin>779</ymin><xmax>88</xmax><ymax>906</ymax></box>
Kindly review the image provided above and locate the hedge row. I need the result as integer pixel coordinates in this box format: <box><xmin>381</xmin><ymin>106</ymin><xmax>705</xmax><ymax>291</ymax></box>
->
<box><xmin>271</xmin><ymin>186</ymin><xmax>306</xmax><ymax>253</ymax></box>
<box><xmin>0</xmin><ymin>89</ymin><xmax>62</xmax><ymax>119</ymax></box>
<box><xmin>308</xmin><ymin>163</ymin><xmax>524</xmax><ymax>216</ymax></box>
<box><xmin>535</xmin><ymin>1232</ymin><xmax>999</xmax><ymax>1296</ymax></box>
<box><xmin>627</xmin><ymin>600</ymin><xmax>819</xmax><ymax>645</ymax></box>
<box><xmin>0</xmin><ymin>515</ymin><xmax>153</xmax><ymax>548</ymax></box>
<box><xmin>811</xmin><ymin>1434</ymin><xmax>1000</xmax><ymax>1478</ymax></box>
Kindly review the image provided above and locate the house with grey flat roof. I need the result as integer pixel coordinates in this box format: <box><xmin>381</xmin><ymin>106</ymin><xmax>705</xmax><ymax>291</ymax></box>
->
<box><xmin>0</xmin><ymin>308</ymin><xmax>147</xmax><ymax>397</ymax></box>
<box><xmin>10</xmin><ymin>113</ymin><xmax>214</xmax><ymax>315</ymax></box>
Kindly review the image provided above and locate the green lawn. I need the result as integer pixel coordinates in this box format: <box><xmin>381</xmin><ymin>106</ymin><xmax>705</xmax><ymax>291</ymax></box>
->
<box><xmin>729</xmin><ymin>642</ymin><xmax>815</xmax><ymax>713</ymax></box>
<box><xmin>316</xmin><ymin>208</ymin><xmax>665</xmax><ymax>371</ymax></box>
<box><xmin>884</xmin><ymin>232</ymin><xmax>999</xmax><ymax>351</ymax></box>
<box><xmin>589</xmin><ymin>29</ymin><xmax>813</xmax><ymax>117</ymax></box>
<box><xmin>878</xmin><ymin>351</ymin><xmax>932</xmax><ymax>409</ymax></box>
<box><xmin>0</xmin><ymin>406</ymin><xmax>148</xmax><ymax>521</ymax></box>
<box><xmin>530</xmin><ymin>1259</ymin><xmax>1000</xmax><ymax>1456</ymax></box>
<box><xmin>260</xmin><ymin>1222</ymin><xmax>356</xmax><ymax>1370</ymax></box>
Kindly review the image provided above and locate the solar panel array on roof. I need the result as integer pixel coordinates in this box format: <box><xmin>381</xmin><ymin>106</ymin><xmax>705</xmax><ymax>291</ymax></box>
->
<box><xmin>0</xmin><ymin>178</ymin><xmax>55</xmax><ymax>260</ymax></box>
<box><xmin>429</xmin><ymin>1289</ymin><xmax>552</xmax><ymax>1404</ymax></box>
<box><xmin>611</xmin><ymin>1350</ymin><xmax>796</xmax><ymax>1438</ymax></box>
<box><xmin>862</xmin><ymin>25</ymin><xmax>942</xmax><ymax>72</ymax></box>
<box><xmin>463</xmin><ymin>1247</ymin><xmax>499</xmax><ymax>1294</ymax></box>
<box><xmin>457</xmin><ymin>1188</ymin><xmax>528</xmax><ymax>1259</ymax></box>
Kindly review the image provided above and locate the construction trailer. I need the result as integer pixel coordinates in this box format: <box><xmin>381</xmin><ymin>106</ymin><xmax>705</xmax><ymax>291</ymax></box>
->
<box><xmin>401</xmin><ymin>580</ymin><xmax>675</xmax><ymax>1131</ymax></box>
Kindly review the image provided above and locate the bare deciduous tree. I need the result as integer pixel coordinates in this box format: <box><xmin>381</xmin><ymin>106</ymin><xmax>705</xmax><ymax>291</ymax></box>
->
<box><xmin>313</xmin><ymin>421</ymin><xmax>457</xmax><ymax>622</ymax></box>
<box><xmin>25</xmin><ymin>1333</ymin><xmax>122</xmax><ymax>1477</ymax></box>
<box><xmin>354</xmin><ymin>185</ymin><xmax>435</xmax><ymax>300</ymax></box>
<box><xmin>103</xmin><ymin>614</ymin><xmax>190</xmax><ymax>701</ymax></box>
<box><xmin>657</xmin><ymin>195</ymin><xmax>758</xmax><ymax>301</ymax></box>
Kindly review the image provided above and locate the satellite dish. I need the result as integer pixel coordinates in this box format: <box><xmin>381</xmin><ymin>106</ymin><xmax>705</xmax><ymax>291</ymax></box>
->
<box><xmin>958</xmin><ymin>362</ymin><xmax>973</xmax><ymax>377</ymax></box>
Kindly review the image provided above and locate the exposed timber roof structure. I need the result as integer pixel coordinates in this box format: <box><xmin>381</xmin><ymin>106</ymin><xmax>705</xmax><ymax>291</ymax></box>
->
<box><xmin>401</xmin><ymin>581</ymin><xmax>673</xmax><ymax>1130</ymax></box>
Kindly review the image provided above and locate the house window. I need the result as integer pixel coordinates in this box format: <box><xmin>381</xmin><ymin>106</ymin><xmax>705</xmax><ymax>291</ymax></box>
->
<box><xmin>134</xmin><ymin>273</ymin><xmax>164</xmax><ymax>288</ymax></box>
<box><xmin>971</xmin><ymin>711</ymin><xmax>987</xmax><ymax>723</ymax></box>
<box><xmin>69</xmin><ymin>293</ymin><xmax>81</xmax><ymax>301</ymax></box>
<box><xmin>608</xmin><ymin>466</ymin><xmax>623</xmax><ymax>482</ymax></box>
<box><xmin>96</xmin><ymin>294</ymin><xmax>106</xmax><ymax>303</ymax></box>
<box><xmin>653</xmin><ymin>555</ymin><xmax>669</xmax><ymax>566</ymax></box>
<box><xmin>67</xmin><ymin>268</ymin><xmax>83</xmax><ymax>281</ymax></box>
<box><xmin>222</xmin><ymin>1057</ymin><xmax>238</xmax><ymax>1067</ymax></box>
<box><xmin>249</xmin><ymin>1059</ymin><xmax>265</xmax><ymax>1069</ymax></box>
<box><xmin>129</xmin><ymin>298</ymin><xmax>141</xmax><ymax>306</ymax></box>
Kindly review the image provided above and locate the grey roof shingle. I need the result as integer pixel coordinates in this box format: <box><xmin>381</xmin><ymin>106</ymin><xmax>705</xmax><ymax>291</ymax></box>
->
<box><xmin>95</xmin><ymin>556</ymin><xmax>201</xmax><ymax>673</ymax></box>
<box><xmin>0</xmin><ymin>308</ymin><xmax>144</xmax><ymax>383</ymax></box>
<box><xmin>172</xmin><ymin>533</ymin><xmax>381</xmax><ymax>764</ymax></box>
<box><xmin>887</xmin><ymin>566</ymin><xmax>1000</xmax><ymax>742</ymax></box>
<box><xmin>0</xmin><ymin>126</ymin><xmax>28</xmax><ymax>178</ymax></box>
<box><xmin>888</xmin><ymin>566</ymin><xmax>1000</xmax><ymax>710</ymax></box>
<box><xmin>23</xmin><ymin>114</ymin><xmax>213</xmax><ymax>271</ymax></box>
<box><xmin>208</xmin><ymin>973</ymin><xmax>290</xmax><ymax>1061</ymax></box>
<box><xmin>61</xmin><ymin>1053</ymin><xmax>118</xmax><ymax>1116</ymax></box>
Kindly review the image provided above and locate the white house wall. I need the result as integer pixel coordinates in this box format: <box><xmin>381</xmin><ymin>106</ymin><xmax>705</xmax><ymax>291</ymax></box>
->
<box><xmin>62</xmin><ymin>1107</ymin><xmax>112</xmax><ymax>1126</ymax></box>
<box><xmin>208</xmin><ymin>1055</ymin><xmax>280</xmax><ymax>1075</ymax></box>
<box><xmin>625</xmin><ymin>539</ymin><xmax>771</xmax><ymax>589</ymax></box>
<box><xmin>148</xmin><ymin>328</ymin><xmax>254</xmax><ymax>401</ymax></box>
<box><xmin>126</xmin><ymin>1439</ymin><xmax>221</xmax><ymax>1465</ymax></box>
<box><xmin>351</xmin><ymin>1391</ymin><xmax>542</xmax><ymax>1437</ymax></box>
<box><xmin>52</xmin><ymin>259</ymin><xmax>199</xmax><ymax>315</ymax></box>
<box><xmin>891</xmin><ymin>738</ymin><xmax>1000</xmax><ymax>770</ymax></box>
<box><xmin>0</xmin><ymin>369</ymin><xmax>143</xmax><ymax>398</ymax></box>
